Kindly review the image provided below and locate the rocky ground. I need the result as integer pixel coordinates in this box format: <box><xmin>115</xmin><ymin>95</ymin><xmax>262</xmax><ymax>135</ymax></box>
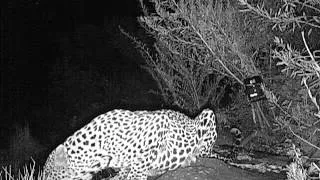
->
<box><xmin>150</xmin><ymin>157</ymin><xmax>286</xmax><ymax>180</ymax></box>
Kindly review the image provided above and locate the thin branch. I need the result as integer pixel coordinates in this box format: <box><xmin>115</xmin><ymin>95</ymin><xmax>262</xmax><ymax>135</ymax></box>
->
<box><xmin>298</xmin><ymin>0</ymin><xmax>320</xmax><ymax>14</ymax></box>
<box><xmin>302</xmin><ymin>31</ymin><xmax>315</xmax><ymax>62</ymax></box>
<box><xmin>301</xmin><ymin>31</ymin><xmax>320</xmax><ymax>78</ymax></box>
<box><xmin>288</xmin><ymin>126</ymin><xmax>320</xmax><ymax>151</ymax></box>
<box><xmin>239</xmin><ymin>0</ymin><xmax>320</xmax><ymax>29</ymax></box>
<box><xmin>192</xmin><ymin>27</ymin><xmax>244</xmax><ymax>85</ymax></box>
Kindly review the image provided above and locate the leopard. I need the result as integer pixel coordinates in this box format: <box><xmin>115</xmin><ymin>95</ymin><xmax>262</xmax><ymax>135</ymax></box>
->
<box><xmin>43</xmin><ymin>108</ymin><xmax>217</xmax><ymax>180</ymax></box>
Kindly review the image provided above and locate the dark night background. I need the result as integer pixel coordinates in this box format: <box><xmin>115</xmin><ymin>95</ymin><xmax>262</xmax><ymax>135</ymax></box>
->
<box><xmin>0</xmin><ymin>0</ymin><xmax>161</xmax><ymax>163</ymax></box>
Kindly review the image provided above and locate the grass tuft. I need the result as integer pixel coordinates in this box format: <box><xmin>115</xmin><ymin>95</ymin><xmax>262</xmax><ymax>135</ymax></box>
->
<box><xmin>1</xmin><ymin>159</ymin><xmax>45</xmax><ymax>180</ymax></box>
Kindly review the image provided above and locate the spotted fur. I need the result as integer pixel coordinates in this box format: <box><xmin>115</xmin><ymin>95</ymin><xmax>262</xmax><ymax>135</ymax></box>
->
<box><xmin>43</xmin><ymin>109</ymin><xmax>217</xmax><ymax>180</ymax></box>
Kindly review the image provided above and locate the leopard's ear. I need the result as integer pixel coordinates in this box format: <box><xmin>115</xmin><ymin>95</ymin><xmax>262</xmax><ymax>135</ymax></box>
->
<box><xmin>54</xmin><ymin>144</ymin><xmax>68</xmax><ymax>166</ymax></box>
<box><xmin>195</xmin><ymin>109</ymin><xmax>215</xmax><ymax>127</ymax></box>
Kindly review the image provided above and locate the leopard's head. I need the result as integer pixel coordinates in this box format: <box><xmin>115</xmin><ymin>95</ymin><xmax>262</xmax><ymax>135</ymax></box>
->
<box><xmin>194</xmin><ymin>109</ymin><xmax>217</xmax><ymax>156</ymax></box>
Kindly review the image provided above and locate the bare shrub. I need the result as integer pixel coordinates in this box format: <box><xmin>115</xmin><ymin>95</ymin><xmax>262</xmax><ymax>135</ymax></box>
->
<box><xmin>127</xmin><ymin>0</ymin><xmax>274</xmax><ymax>114</ymax></box>
<box><xmin>239</xmin><ymin>0</ymin><xmax>320</xmax><ymax>178</ymax></box>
